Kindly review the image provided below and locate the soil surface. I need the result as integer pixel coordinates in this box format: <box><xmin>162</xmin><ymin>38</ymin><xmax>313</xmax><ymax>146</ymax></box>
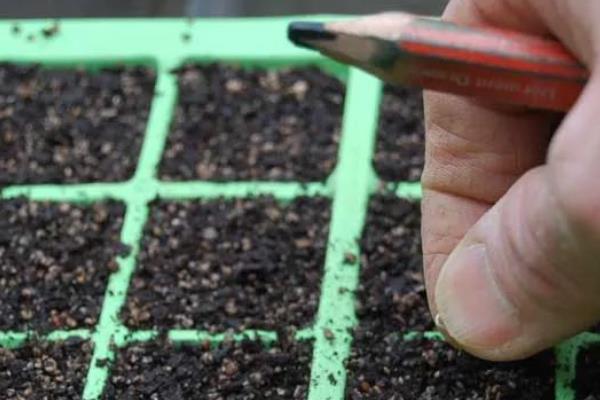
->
<box><xmin>0</xmin><ymin>64</ymin><xmax>155</xmax><ymax>185</ymax></box>
<box><xmin>373</xmin><ymin>86</ymin><xmax>425</xmax><ymax>182</ymax></box>
<box><xmin>123</xmin><ymin>196</ymin><xmax>330</xmax><ymax>331</ymax></box>
<box><xmin>0</xmin><ymin>199</ymin><xmax>126</xmax><ymax>331</ymax></box>
<box><xmin>575</xmin><ymin>343</ymin><xmax>600</xmax><ymax>399</ymax></box>
<box><xmin>358</xmin><ymin>194</ymin><xmax>432</xmax><ymax>333</ymax></box>
<box><xmin>347</xmin><ymin>335</ymin><xmax>555</xmax><ymax>399</ymax></box>
<box><xmin>159</xmin><ymin>64</ymin><xmax>344</xmax><ymax>181</ymax></box>
<box><xmin>0</xmin><ymin>339</ymin><xmax>92</xmax><ymax>399</ymax></box>
<box><xmin>351</xmin><ymin>196</ymin><xmax>554</xmax><ymax>399</ymax></box>
<box><xmin>104</xmin><ymin>337</ymin><xmax>312</xmax><ymax>399</ymax></box>
<box><xmin>351</xmin><ymin>195</ymin><xmax>554</xmax><ymax>399</ymax></box>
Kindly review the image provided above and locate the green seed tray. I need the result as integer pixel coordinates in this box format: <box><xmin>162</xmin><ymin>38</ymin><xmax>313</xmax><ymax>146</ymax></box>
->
<box><xmin>0</xmin><ymin>16</ymin><xmax>592</xmax><ymax>400</ymax></box>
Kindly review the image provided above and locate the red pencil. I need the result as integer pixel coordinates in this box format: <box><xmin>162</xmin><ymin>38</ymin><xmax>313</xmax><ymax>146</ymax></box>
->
<box><xmin>288</xmin><ymin>13</ymin><xmax>588</xmax><ymax>112</ymax></box>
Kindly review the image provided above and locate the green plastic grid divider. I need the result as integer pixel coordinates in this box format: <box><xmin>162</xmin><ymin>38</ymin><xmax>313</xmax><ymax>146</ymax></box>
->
<box><xmin>0</xmin><ymin>16</ymin><xmax>592</xmax><ymax>400</ymax></box>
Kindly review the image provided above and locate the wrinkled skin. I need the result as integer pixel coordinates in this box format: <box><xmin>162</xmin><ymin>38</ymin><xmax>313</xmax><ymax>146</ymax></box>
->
<box><xmin>422</xmin><ymin>0</ymin><xmax>600</xmax><ymax>360</ymax></box>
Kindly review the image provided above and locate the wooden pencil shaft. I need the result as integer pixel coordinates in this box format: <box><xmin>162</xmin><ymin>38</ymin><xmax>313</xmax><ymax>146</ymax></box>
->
<box><xmin>290</xmin><ymin>13</ymin><xmax>588</xmax><ymax>111</ymax></box>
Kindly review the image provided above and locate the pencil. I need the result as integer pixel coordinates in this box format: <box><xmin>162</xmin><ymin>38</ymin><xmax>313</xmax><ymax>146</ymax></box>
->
<box><xmin>288</xmin><ymin>13</ymin><xmax>588</xmax><ymax>112</ymax></box>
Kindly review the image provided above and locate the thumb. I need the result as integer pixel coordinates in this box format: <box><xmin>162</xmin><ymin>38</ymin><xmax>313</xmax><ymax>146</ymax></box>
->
<box><xmin>435</xmin><ymin>77</ymin><xmax>600</xmax><ymax>361</ymax></box>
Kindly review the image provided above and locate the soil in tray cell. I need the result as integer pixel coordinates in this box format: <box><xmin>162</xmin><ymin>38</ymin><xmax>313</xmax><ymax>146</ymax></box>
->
<box><xmin>575</xmin><ymin>343</ymin><xmax>600</xmax><ymax>399</ymax></box>
<box><xmin>123</xmin><ymin>196</ymin><xmax>330</xmax><ymax>331</ymax></box>
<box><xmin>159</xmin><ymin>64</ymin><xmax>344</xmax><ymax>181</ymax></box>
<box><xmin>357</xmin><ymin>194</ymin><xmax>433</xmax><ymax>333</ymax></box>
<box><xmin>0</xmin><ymin>339</ymin><xmax>92</xmax><ymax>400</ymax></box>
<box><xmin>0</xmin><ymin>199</ymin><xmax>126</xmax><ymax>331</ymax></box>
<box><xmin>373</xmin><ymin>86</ymin><xmax>425</xmax><ymax>182</ymax></box>
<box><xmin>104</xmin><ymin>337</ymin><xmax>312</xmax><ymax>399</ymax></box>
<box><xmin>0</xmin><ymin>64</ymin><xmax>155</xmax><ymax>185</ymax></box>
<box><xmin>346</xmin><ymin>335</ymin><xmax>555</xmax><ymax>399</ymax></box>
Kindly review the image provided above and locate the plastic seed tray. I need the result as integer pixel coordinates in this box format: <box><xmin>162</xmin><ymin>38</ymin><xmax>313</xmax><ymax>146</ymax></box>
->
<box><xmin>0</xmin><ymin>16</ymin><xmax>595</xmax><ymax>400</ymax></box>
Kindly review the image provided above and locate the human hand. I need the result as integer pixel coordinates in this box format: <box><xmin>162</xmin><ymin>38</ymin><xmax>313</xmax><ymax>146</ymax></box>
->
<box><xmin>423</xmin><ymin>0</ymin><xmax>600</xmax><ymax>361</ymax></box>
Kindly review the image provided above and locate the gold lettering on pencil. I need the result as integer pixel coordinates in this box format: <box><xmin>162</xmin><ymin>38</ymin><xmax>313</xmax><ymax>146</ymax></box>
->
<box><xmin>523</xmin><ymin>84</ymin><xmax>556</xmax><ymax>99</ymax></box>
<box><xmin>417</xmin><ymin>68</ymin><xmax>470</xmax><ymax>87</ymax></box>
<box><xmin>450</xmin><ymin>73</ymin><xmax>470</xmax><ymax>87</ymax></box>
<box><xmin>475</xmin><ymin>77</ymin><xmax>520</xmax><ymax>93</ymax></box>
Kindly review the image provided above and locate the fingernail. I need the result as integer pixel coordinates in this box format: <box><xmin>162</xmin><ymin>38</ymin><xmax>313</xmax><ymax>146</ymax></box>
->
<box><xmin>435</xmin><ymin>244</ymin><xmax>521</xmax><ymax>350</ymax></box>
<box><xmin>434</xmin><ymin>313</ymin><xmax>444</xmax><ymax>330</ymax></box>
<box><xmin>434</xmin><ymin>313</ymin><xmax>462</xmax><ymax>349</ymax></box>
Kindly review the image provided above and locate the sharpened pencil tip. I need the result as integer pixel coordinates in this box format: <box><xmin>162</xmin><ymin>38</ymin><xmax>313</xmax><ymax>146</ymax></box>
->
<box><xmin>288</xmin><ymin>21</ymin><xmax>336</xmax><ymax>50</ymax></box>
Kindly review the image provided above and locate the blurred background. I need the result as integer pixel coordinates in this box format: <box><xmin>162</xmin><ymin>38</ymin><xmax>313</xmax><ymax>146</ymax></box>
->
<box><xmin>0</xmin><ymin>0</ymin><xmax>447</xmax><ymax>18</ymax></box>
